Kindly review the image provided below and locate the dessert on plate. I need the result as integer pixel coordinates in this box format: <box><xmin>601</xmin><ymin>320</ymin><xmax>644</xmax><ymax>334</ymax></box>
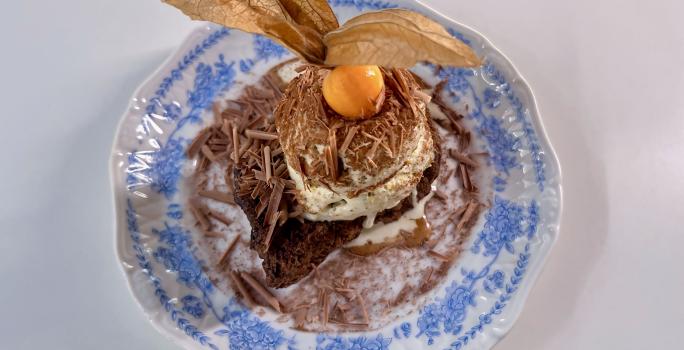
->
<box><xmin>166</xmin><ymin>0</ymin><xmax>487</xmax><ymax>330</ymax></box>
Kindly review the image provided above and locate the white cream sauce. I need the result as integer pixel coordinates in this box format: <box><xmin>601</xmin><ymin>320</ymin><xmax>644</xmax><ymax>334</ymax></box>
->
<box><xmin>345</xmin><ymin>189</ymin><xmax>434</xmax><ymax>247</ymax></box>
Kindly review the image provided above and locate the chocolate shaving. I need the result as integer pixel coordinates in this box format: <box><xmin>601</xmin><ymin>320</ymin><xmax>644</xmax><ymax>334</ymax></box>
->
<box><xmin>229</xmin><ymin>271</ymin><xmax>255</xmax><ymax>307</ymax></box>
<box><xmin>240</xmin><ymin>272</ymin><xmax>282</xmax><ymax>313</ymax></box>
<box><xmin>356</xmin><ymin>293</ymin><xmax>370</xmax><ymax>324</ymax></box>
<box><xmin>431</xmin><ymin>84</ymin><xmax>466</xmax><ymax>134</ymax></box>
<box><xmin>265</xmin><ymin>182</ymin><xmax>285</xmax><ymax>224</ymax></box>
<box><xmin>264</xmin><ymin>146</ymin><xmax>272</xmax><ymax>183</ymax></box>
<box><xmin>296</xmin><ymin>156</ymin><xmax>307</xmax><ymax>178</ymax></box>
<box><xmin>253</xmin><ymin>170</ymin><xmax>267</xmax><ymax>182</ymax></box>
<box><xmin>459</xmin><ymin>131</ymin><xmax>471</xmax><ymax>152</ymax></box>
<box><xmin>198</xmin><ymin>190</ymin><xmax>235</xmax><ymax>204</ymax></box>
<box><xmin>293</xmin><ymin>307</ymin><xmax>308</xmax><ymax>329</ymax></box>
<box><xmin>274</xmin><ymin>163</ymin><xmax>288</xmax><ymax>177</ymax></box>
<box><xmin>379</xmin><ymin>141</ymin><xmax>393</xmax><ymax>158</ymax></box>
<box><xmin>187</xmin><ymin>128</ymin><xmax>212</xmax><ymax>158</ymax></box>
<box><xmin>434</xmin><ymin>190</ymin><xmax>448</xmax><ymax>202</ymax></box>
<box><xmin>212</xmin><ymin>102</ymin><xmax>222</xmax><ymax>123</ymax></box>
<box><xmin>329</xmin><ymin>130</ymin><xmax>339</xmax><ymax>180</ymax></box>
<box><xmin>247</xmin><ymin>150</ymin><xmax>262</xmax><ymax>164</ymax></box>
<box><xmin>224</xmin><ymin>165</ymin><xmax>234</xmax><ymax>188</ymax></box>
<box><xmin>246</xmin><ymin>129</ymin><xmax>279</xmax><ymax>141</ymax></box>
<box><xmin>271</xmin><ymin>147</ymin><xmax>283</xmax><ymax>158</ymax></box>
<box><xmin>263</xmin><ymin>181</ymin><xmax>285</xmax><ymax>250</ymax></box>
<box><xmin>427</xmin><ymin>249</ymin><xmax>451</xmax><ymax>261</ymax></box>
<box><xmin>391</xmin><ymin>284</ymin><xmax>412</xmax><ymax>306</ymax></box>
<box><xmin>255</xmin><ymin>196</ymin><xmax>269</xmax><ymax>219</ymax></box>
<box><xmin>334</xmin><ymin>288</ymin><xmax>356</xmax><ymax>299</ymax></box>
<box><xmin>447</xmin><ymin>114</ymin><xmax>464</xmax><ymax>135</ymax></box>
<box><xmin>373</xmin><ymin>85</ymin><xmax>387</xmax><ymax>111</ymax></box>
<box><xmin>450</xmin><ymin>204</ymin><xmax>468</xmax><ymax>222</ymax></box>
<box><xmin>457</xmin><ymin>201</ymin><xmax>480</xmax><ymax>231</ymax></box>
<box><xmin>251</xmin><ymin>179</ymin><xmax>265</xmax><ymax>200</ymax></box>
<box><xmin>361</xmin><ymin>131</ymin><xmax>381</xmax><ymax>142</ymax></box>
<box><xmin>441</xmin><ymin>168</ymin><xmax>455</xmax><ymax>184</ymax></box>
<box><xmin>322</xmin><ymin>290</ymin><xmax>330</xmax><ymax>325</ymax></box>
<box><xmin>218</xmin><ymin>235</ymin><xmax>240</xmax><ymax>266</ymax></box>
<box><xmin>264</xmin><ymin>63</ymin><xmax>288</xmax><ymax>92</ymax></box>
<box><xmin>223</xmin><ymin>107</ymin><xmax>242</xmax><ymax>119</ymax></box>
<box><xmin>317</xmin><ymin>96</ymin><xmax>328</xmax><ymax>123</ymax></box>
<box><xmin>311</xmin><ymin>159</ymin><xmax>324</xmax><ymax>176</ymax></box>
<box><xmin>283</xmin><ymin>180</ymin><xmax>297</xmax><ymax>190</ymax></box>
<box><xmin>207</xmin><ymin>137</ymin><xmax>231</xmax><ymax>148</ymax></box>
<box><xmin>324</xmin><ymin>146</ymin><xmax>337</xmax><ymax>181</ymax></box>
<box><xmin>207</xmin><ymin>209</ymin><xmax>232</xmax><ymax>226</ymax></box>
<box><xmin>238</xmin><ymin>138</ymin><xmax>253</xmax><ymax>160</ymax></box>
<box><xmin>330</xmin><ymin>301</ymin><xmax>341</xmax><ymax>321</ymax></box>
<box><xmin>277</xmin><ymin>210</ymin><xmax>288</xmax><ymax>226</ymax></box>
<box><xmin>189</xmin><ymin>202</ymin><xmax>211</xmax><ymax>230</ymax></box>
<box><xmin>388</xmin><ymin>129</ymin><xmax>397</xmax><ymax>155</ymax></box>
<box><xmin>202</xmin><ymin>230</ymin><xmax>224</xmax><ymax>238</ymax></box>
<box><xmin>221</xmin><ymin>119</ymin><xmax>233</xmax><ymax>138</ymax></box>
<box><xmin>413</xmin><ymin>89</ymin><xmax>432</xmax><ymax>104</ymax></box>
<box><xmin>245</xmin><ymin>115</ymin><xmax>266</xmax><ymax>130</ymax></box>
<box><xmin>418</xmin><ymin>267</ymin><xmax>435</xmax><ymax>294</ymax></box>
<box><xmin>208</xmin><ymin>143</ymin><xmax>227</xmax><ymax>152</ymax></box>
<box><xmin>198</xmin><ymin>156</ymin><xmax>209</xmax><ymax>172</ymax></box>
<box><xmin>366</xmin><ymin>134</ymin><xmax>383</xmax><ymax>162</ymax></box>
<box><xmin>458</xmin><ymin>164</ymin><xmax>471</xmax><ymax>191</ymax></box>
<box><xmin>339</xmin><ymin>125</ymin><xmax>358</xmax><ymax>155</ymax></box>
<box><xmin>232</xmin><ymin>125</ymin><xmax>240</xmax><ymax>162</ymax></box>
<box><xmin>316</xmin><ymin>288</ymin><xmax>324</xmax><ymax>308</ymax></box>
<box><xmin>449</xmin><ymin>150</ymin><xmax>478</xmax><ymax>168</ymax></box>
<box><xmin>424</xmin><ymin>267</ymin><xmax>434</xmax><ymax>284</ymax></box>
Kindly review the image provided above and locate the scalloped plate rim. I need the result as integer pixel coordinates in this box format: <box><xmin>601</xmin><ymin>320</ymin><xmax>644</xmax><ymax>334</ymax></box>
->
<box><xmin>414</xmin><ymin>0</ymin><xmax>564</xmax><ymax>340</ymax></box>
<box><xmin>109</xmin><ymin>2</ymin><xmax>563</xmax><ymax>348</ymax></box>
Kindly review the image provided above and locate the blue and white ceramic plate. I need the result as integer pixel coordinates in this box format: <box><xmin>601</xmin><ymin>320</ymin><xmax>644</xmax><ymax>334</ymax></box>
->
<box><xmin>111</xmin><ymin>1</ymin><xmax>562</xmax><ymax>349</ymax></box>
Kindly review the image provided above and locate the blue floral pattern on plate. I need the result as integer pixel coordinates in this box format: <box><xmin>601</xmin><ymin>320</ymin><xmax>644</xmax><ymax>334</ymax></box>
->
<box><xmin>111</xmin><ymin>1</ymin><xmax>561</xmax><ymax>349</ymax></box>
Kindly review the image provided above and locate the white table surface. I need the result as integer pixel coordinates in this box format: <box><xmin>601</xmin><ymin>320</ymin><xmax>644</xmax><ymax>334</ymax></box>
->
<box><xmin>1</xmin><ymin>0</ymin><xmax>682</xmax><ymax>349</ymax></box>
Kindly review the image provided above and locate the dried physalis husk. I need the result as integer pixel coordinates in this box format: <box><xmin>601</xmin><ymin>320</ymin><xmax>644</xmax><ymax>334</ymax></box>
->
<box><xmin>163</xmin><ymin>0</ymin><xmax>338</xmax><ymax>63</ymax></box>
<box><xmin>163</xmin><ymin>3</ymin><xmax>481</xmax><ymax>68</ymax></box>
<box><xmin>324</xmin><ymin>9</ymin><xmax>481</xmax><ymax>68</ymax></box>
<box><xmin>277</xmin><ymin>0</ymin><xmax>339</xmax><ymax>34</ymax></box>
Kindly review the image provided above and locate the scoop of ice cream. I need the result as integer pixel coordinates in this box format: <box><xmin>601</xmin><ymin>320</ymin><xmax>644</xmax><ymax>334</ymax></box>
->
<box><xmin>274</xmin><ymin>65</ymin><xmax>435</xmax><ymax>224</ymax></box>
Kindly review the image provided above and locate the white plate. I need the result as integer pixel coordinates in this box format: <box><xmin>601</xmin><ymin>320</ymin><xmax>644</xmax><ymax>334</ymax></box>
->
<box><xmin>110</xmin><ymin>0</ymin><xmax>562</xmax><ymax>349</ymax></box>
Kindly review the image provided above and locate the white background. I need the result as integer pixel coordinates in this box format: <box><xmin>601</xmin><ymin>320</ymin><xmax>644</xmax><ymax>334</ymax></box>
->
<box><xmin>1</xmin><ymin>0</ymin><xmax>682</xmax><ymax>349</ymax></box>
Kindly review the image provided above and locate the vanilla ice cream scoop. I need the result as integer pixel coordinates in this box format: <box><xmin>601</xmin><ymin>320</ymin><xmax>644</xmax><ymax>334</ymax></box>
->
<box><xmin>274</xmin><ymin>65</ymin><xmax>435</xmax><ymax>225</ymax></box>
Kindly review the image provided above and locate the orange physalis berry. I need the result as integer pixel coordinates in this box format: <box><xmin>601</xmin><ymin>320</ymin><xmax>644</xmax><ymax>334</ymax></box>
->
<box><xmin>322</xmin><ymin>65</ymin><xmax>385</xmax><ymax>120</ymax></box>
